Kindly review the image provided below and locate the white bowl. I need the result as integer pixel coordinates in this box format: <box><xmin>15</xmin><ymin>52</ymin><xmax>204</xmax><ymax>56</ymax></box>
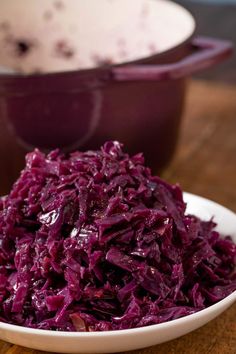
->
<box><xmin>0</xmin><ymin>192</ymin><xmax>235</xmax><ymax>353</ymax></box>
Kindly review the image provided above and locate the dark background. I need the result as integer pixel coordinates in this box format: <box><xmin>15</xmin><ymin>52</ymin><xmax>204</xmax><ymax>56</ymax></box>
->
<box><xmin>176</xmin><ymin>0</ymin><xmax>236</xmax><ymax>83</ymax></box>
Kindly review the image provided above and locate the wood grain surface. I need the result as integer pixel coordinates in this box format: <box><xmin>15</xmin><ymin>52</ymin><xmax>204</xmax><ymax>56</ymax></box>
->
<box><xmin>0</xmin><ymin>80</ymin><xmax>236</xmax><ymax>353</ymax></box>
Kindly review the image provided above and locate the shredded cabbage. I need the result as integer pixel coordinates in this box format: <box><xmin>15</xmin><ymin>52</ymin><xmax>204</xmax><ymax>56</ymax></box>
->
<box><xmin>0</xmin><ymin>141</ymin><xmax>235</xmax><ymax>331</ymax></box>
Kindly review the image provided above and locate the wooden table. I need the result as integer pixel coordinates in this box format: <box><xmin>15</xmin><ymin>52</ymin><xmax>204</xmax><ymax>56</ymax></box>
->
<box><xmin>0</xmin><ymin>80</ymin><xmax>236</xmax><ymax>353</ymax></box>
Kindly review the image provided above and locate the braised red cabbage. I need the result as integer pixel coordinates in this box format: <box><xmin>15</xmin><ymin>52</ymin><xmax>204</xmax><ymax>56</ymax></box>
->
<box><xmin>0</xmin><ymin>141</ymin><xmax>235</xmax><ymax>331</ymax></box>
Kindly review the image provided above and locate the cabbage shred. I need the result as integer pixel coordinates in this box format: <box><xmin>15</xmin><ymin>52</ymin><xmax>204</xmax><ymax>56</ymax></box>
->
<box><xmin>0</xmin><ymin>141</ymin><xmax>235</xmax><ymax>331</ymax></box>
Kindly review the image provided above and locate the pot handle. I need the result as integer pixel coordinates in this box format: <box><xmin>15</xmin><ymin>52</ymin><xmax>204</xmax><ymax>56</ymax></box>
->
<box><xmin>111</xmin><ymin>36</ymin><xmax>233</xmax><ymax>81</ymax></box>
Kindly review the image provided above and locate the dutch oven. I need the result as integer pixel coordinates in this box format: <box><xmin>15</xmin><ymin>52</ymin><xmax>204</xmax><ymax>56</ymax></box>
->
<box><xmin>0</xmin><ymin>0</ymin><xmax>233</xmax><ymax>170</ymax></box>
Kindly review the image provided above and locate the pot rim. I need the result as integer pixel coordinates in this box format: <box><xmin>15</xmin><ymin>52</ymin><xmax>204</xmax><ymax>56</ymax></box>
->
<box><xmin>0</xmin><ymin>0</ymin><xmax>196</xmax><ymax>81</ymax></box>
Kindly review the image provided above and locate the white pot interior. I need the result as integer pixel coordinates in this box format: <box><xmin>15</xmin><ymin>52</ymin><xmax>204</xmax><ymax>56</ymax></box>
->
<box><xmin>0</xmin><ymin>0</ymin><xmax>195</xmax><ymax>74</ymax></box>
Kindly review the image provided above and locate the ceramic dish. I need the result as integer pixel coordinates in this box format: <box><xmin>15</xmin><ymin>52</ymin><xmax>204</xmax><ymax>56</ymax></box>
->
<box><xmin>0</xmin><ymin>192</ymin><xmax>235</xmax><ymax>353</ymax></box>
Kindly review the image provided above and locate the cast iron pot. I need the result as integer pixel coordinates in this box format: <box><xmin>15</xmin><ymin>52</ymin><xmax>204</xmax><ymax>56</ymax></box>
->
<box><xmin>0</xmin><ymin>0</ymin><xmax>233</xmax><ymax>170</ymax></box>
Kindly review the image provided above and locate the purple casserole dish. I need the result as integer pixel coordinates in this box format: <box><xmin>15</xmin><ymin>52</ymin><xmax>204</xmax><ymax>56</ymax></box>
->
<box><xmin>0</xmin><ymin>0</ymin><xmax>233</xmax><ymax>170</ymax></box>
